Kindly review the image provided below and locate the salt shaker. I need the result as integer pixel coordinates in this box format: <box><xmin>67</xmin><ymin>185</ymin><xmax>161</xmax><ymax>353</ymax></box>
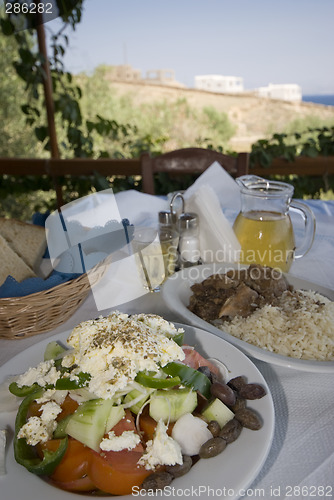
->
<box><xmin>178</xmin><ymin>212</ymin><xmax>201</xmax><ymax>268</ymax></box>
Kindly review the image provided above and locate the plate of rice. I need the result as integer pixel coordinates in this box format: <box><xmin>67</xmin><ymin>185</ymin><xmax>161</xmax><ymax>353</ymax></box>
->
<box><xmin>161</xmin><ymin>263</ymin><xmax>334</xmax><ymax>372</ymax></box>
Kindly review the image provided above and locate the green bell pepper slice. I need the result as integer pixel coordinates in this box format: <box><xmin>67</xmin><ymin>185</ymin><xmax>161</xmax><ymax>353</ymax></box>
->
<box><xmin>135</xmin><ymin>371</ymin><xmax>181</xmax><ymax>388</ymax></box>
<box><xmin>9</xmin><ymin>370</ymin><xmax>91</xmax><ymax>396</ymax></box>
<box><xmin>55</xmin><ymin>371</ymin><xmax>91</xmax><ymax>390</ymax></box>
<box><xmin>9</xmin><ymin>382</ymin><xmax>42</xmax><ymax>397</ymax></box>
<box><xmin>171</xmin><ymin>331</ymin><xmax>184</xmax><ymax>346</ymax></box>
<box><xmin>162</xmin><ymin>362</ymin><xmax>211</xmax><ymax>398</ymax></box>
<box><xmin>14</xmin><ymin>388</ymin><xmax>68</xmax><ymax>476</ymax></box>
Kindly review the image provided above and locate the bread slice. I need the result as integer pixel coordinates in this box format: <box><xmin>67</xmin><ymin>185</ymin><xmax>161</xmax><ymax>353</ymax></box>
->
<box><xmin>0</xmin><ymin>218</ymin><xmax>47</xmax><ymax>272</ymax></box>
<box><xmin>0</xmin><ymin>234</ymin><xmax>36</xmax><ymax>287</ymax></box>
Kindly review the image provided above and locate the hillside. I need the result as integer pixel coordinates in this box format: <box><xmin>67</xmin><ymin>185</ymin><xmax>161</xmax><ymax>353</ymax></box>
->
<box><xmin>105</xmin><ymin>81</ymin><xmax>334</xmax><ymax>152</ymax></box>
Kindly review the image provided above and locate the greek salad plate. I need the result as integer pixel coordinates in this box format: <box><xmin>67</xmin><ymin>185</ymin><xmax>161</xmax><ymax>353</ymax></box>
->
<box><xmin>0</xmin><ymin>323</ymin><xmax>274</xmax><ymax>500</ymax></box>
<box><xmin>161</xmin><ymin>263</ymin><xmax>334</xmax><ymax>373</ymax></box>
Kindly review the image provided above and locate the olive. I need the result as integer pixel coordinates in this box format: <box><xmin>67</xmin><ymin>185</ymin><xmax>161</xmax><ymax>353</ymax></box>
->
<box><xmin>141</xmin><ymin>471</ymin><xmax>173</xmax><ymax>491</ymax></box>
<box><xmin>219</xmin><ymin>418</ymin><xmax>242</xmax><ymax>443</ymax></box>
<box><xmin>199</xmin><ymin>437</ymin><xmax>227</xmax><ymax>459</ymax></box>
<box><xmin>210</xmin><ymin>382</ymin><xmax>236</xmax><ymax>407</ymax></box>
<box><xmin>239</xmin><ymin>383</ymin><xmax>266</xmax><ymax>400</ymax></box>
<box><xmin>229</xmin><ymin>395</ymin><xmax>246</xmax><ymax>412</ymax></box>
<box><xmin>234</xmin><ymin>408</ymin><xmax>262</xmax><ymax>430</ymax></box>
<box><xmin>165</xmin><ymin>455</ymin><xmax>192</xmax><ymax>478</ymax></box>
<box><xmin>227</xmin><ymin>376</ymin><xmax>247</xmax><ymax>392</ymax></box>
<box><xmin>207</xmin><ymin>420</ymin><xmax>221</xmax><ymax>437</ymax></box>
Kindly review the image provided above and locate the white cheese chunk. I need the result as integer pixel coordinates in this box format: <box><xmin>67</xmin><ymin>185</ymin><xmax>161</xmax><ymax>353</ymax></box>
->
<box><xmin>16</xmin><ymin>360</ymin><xmax>60</xmax><ymax>388</ymax></box>
<box><xmin>35</xmin><ymin>389</ymin><xmax>68</xmax><ymax>405</ymax></box>
<box><xmin>17</xmin><ymin>401</ymin><xmax>62</xmax><ymax>446</ymax></box>
<box><xmin>138</xmin><ymin>419</ymin><xmax>183</xmax><ymax>470</ymax></box>
<box><xmin>100</xmin><ymin>430</ymin><xmax>141</xmax><ymax>451</ymax></box>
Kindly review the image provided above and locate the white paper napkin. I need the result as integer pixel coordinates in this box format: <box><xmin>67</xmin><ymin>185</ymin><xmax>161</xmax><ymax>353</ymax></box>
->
<box><xmin>184</xmin><ymin>184</ymin><xmax>241</xmax><ymax>263</ymax></box>
<box><xmin>184</xmin><ymin>161</ymin><xmax>242</xmax><ymax>211</ymax></box>
<box><xmin>182</xmin><ymin>162</ymin><xmax>242</xmax><ymax>263</ymax></box>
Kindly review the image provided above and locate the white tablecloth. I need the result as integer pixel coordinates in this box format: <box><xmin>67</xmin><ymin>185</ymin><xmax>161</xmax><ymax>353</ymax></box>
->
<box><xmin>0</xmin><ymin>191</ymin><xmax>333</xmax><ymax>500</ymax></box>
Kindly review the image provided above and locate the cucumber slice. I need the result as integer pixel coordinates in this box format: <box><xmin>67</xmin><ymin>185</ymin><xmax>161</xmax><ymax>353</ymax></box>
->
<box><xmin>123</xmin><ymin>389</ymin><xmax>153</xmax><ymax>414</ymax></box>
<box><xmin>54</xmin><ymin>415</ymin><xmax>72</xmax><ymax>439</ymax></box>
<box><xmin>201</xmin><ymin>398</ymin><xmax>234</xmax><ymax>428</ymax></box>
<box><xmin>65</xmin><ymin>398</ymin><xmax>116</xmax><ymax>451</ymax></box>
<box><xmin>149</xmin><ymin>388</ymin><xmax>197</xmax><ymax>423</ymax></box>
<box><xmin>105</xmin><ymin>406</ymin><xmax>125</xmax><ymax>433</ymax></box>
<box><xmin>44</xmin><ymin>341</ymin><xmax>67</xmax><ymax>361</ymax></box>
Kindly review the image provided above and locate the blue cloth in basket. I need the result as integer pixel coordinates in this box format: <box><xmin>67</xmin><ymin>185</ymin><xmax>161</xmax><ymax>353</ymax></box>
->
<box><xmin>0</xmin><ymin>211</ymin><xmax>80</xmax><ymax>298</ymax></box>
<box><xmin>0</xmin><ymin>271</ymin><xmax>81</xmax><ymax>299</ymax></box>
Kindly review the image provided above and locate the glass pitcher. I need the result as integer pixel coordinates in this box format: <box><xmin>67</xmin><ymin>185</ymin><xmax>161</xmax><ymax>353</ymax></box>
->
<box><xmin>233</xmin><ymin>175</ymin><xmax>316</xmax><ymax>272</ymax></box>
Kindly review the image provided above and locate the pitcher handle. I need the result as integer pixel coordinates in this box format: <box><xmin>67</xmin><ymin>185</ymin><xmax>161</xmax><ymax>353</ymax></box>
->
<box><xmin>289</xmin><ymin>201</ymin><xmax>316</xmax><ymax>259</ymax></box>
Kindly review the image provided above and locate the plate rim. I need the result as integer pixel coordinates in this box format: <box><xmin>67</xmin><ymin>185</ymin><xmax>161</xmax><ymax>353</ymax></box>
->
<box><xmin>161</xmin><ymin>263</ymin><xmax>334</xmax><ymax>373</ymax></box>
<box><xmin>0</xmin><ymin>322</ymin><xmax>275</xmax><ymax>500</ymax></box>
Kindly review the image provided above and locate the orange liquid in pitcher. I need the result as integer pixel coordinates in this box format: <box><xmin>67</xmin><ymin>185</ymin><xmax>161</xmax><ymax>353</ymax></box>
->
<box><xmin>233</xmin><ymin>210</ymin><xmax>295</xmax><ymax>272</ymax></box>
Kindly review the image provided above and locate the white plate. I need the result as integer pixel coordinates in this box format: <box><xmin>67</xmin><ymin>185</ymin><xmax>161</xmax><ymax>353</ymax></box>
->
<box><xmin>162</xmin><ymin>263</ymin><xmax>334</xmax><ymax>372</ymax></box>
<box><xmin>0</xmin><ymin>324</ymin><xmax>274</xmax><ymax>500</ymax></box>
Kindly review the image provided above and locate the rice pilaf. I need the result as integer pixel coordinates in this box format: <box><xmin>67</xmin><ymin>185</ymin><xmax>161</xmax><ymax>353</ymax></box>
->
<box><xmin>218</xmin><ymin>290</ymin><xmax>334</xmax><ymax>361</ymax></box>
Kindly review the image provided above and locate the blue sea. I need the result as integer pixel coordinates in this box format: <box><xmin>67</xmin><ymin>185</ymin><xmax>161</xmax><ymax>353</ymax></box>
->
<box><xmin>302</xmin><ymin>95</ymin><xmax>334</xmax><ymax>106</ymax></box>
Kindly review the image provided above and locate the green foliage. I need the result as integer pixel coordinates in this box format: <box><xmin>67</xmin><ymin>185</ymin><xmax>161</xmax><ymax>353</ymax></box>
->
<box><xmin>0</xmin><ymin>32</ymin><xmax>44</xmax><ymax>157</ymax></box>
<box><xmin>249</xmin><ymin>126</ymin><xmax>334</xmax><ymax>199</ymax></box>
<box><xmin>201</xmin><ymin>106</ymin><xmax>236</xmax><ymax>144</ymax></box>
<box><xmin>250</xmin><ymin>126</ymin><xmax>334</xmax><ymax>167</ymax></box>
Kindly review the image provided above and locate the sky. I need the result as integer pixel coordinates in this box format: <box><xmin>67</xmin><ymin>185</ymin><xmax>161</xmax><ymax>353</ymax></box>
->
<box><xmin>46</xmin><ymin>0</ymin><xmax>334</xmax><ymax>95</ymax></box>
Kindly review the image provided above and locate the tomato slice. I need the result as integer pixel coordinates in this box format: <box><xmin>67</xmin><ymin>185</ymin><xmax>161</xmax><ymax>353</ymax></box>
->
<box><xmin>89</xmin><ymin>451</ymin><xmax>151</xmax><ymax>495</ymax></box>
<box><xmin>39</xmin><ymin>438</ymin><xmax>93</xmax><ymax>483</ymax></box>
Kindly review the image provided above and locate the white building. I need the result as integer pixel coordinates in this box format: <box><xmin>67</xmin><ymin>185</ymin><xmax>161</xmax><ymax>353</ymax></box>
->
<box><xmin>254</xmin><ymin>83</ymin><xmax>302</xmax><ymax>102</ymax></box>
<box><xmin>194</xmin><ymin>75</ymin><xmax>244</xmax><ymax>93</ymax></box>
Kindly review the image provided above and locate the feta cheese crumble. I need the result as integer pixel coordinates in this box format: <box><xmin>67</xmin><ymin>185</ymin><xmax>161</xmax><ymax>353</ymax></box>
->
<box><xmin>35</xmin><ymin>389</ymin><xmax>68</xmax><ymax>405</ymax></box>
<box><xmin>61</xmin><ymin>311</ymin><xmax>185</xmax><ymax>399</ymax></box>
<box><xmin>100</xmin><ymin>430</ymin><xmax>141</xmax><ymax>451</ymax></box>
<box><xmin>17</xmin><ymin>401</ymin><xmax>62</xmax><ymax>446</ymax></box>
<box><xmin>16</xmin><ymin>360</ymin><xmax>60</xmax><ymax>388</ymax></box>
<box><xmin>138</xmin><ymin>419</ymin><xmax>183</xmax><ymax>470</ymax></box>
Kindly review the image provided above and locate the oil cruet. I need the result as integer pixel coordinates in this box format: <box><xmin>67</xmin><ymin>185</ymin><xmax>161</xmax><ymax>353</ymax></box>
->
<box><xmin>233</xmin><ymin>175</ymin><xmax>316</xmax><ymax>272</ymax></box>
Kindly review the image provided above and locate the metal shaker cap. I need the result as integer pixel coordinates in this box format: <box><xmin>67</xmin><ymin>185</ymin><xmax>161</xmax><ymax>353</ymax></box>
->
<box><xmin>159</xmin><ymin>211</ymin><xmax>174</xmax><ymax>226</ymax></box>
<box><xmin>178</xmin><ymin>212</ymin><xmax>199</xmax><ymax>230</ymax></box>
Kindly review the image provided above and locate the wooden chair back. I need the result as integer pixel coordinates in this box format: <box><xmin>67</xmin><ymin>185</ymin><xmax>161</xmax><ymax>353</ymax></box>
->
<box><xmin>141</xmin><ymin>148</ymin><xmax>249</xmax><ymax>194</ymax></box>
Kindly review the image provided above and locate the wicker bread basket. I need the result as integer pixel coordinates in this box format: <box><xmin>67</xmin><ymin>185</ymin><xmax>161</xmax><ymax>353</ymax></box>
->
<box><xmin>0</xmin><ymin>262</ymin><xmax>106</xmax><ymax>340</ymax></box>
